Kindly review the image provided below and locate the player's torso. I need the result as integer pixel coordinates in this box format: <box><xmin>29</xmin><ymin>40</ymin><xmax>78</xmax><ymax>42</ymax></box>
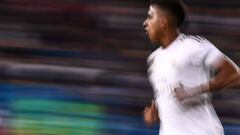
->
<box><xmin>147</xmin><ymin>35</ymin><xmax>224</xmax><ymax>135</ymax></box>
<box><xmin>148</xmin><ymin>38</ymin><xmax>198</xmax><ymax>98</ymax></box>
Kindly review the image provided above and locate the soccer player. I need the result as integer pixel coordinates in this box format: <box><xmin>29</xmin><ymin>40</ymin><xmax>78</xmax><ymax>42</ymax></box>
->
<box><xmin>142</xmin><ymin>0</ymin><xmax>239</xmax><ymax>135</ymax></box>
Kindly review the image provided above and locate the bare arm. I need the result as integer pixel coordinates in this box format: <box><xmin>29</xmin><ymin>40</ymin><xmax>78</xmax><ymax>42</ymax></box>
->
<box><xmin>207</xmin><ymin>58</ymin><xmax>239</xmax><ymax>92</ymax></box>
<box><xmin>175</xmin><ymin>57</ymin><xmax>239</xmax><ymax>101</ymax></box>
<box><xmin>224</xmin><ymin>73</ymin><xmax>240</xmax><ymax>89</ymax></box>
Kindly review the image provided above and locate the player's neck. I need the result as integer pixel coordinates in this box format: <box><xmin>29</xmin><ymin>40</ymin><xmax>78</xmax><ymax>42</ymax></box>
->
<box><xmin>161</xmin><ymin>29</ymin><xmax>180</xmax><ymax>49</ymax></box>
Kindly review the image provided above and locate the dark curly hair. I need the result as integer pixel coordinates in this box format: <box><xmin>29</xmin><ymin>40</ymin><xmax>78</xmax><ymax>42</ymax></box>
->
<box><xmin>150</xmin><ymin>0</ymin><xmax>187</xmax><ymax>27</ymax></box>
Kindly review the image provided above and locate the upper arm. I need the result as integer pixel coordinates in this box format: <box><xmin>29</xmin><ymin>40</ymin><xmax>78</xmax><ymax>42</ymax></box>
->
<box><xmin>192</xmin><ymin>36</ymin><xmax>238</xmax><ymax>76</ymax></box>
<box><xmin>191</xmin><ymin>36</ymin><xmax>239</xmax><ymax>89</ymax></box>
<box><xmin>210</xmin><ymin>56</ymin><xmax>238</xmax><ymax>78</ymax></box>
<box><xmin>208</xmin><ymin>56</ymin><xmax>239</xmax><ymax>90</ymax></box>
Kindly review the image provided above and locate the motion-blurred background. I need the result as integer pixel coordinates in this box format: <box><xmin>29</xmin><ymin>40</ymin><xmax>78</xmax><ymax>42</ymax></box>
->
<box><xmin>0</xmin><ymin>0</ymin><xmax>239</xmax><ymax>135</ymax></box>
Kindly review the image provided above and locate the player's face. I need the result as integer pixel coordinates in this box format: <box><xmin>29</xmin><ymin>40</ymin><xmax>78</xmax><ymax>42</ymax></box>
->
<box><xmin>143</xmin><ymin>5</ymin><xmax>166</xmax><ymax>44</ymax></box>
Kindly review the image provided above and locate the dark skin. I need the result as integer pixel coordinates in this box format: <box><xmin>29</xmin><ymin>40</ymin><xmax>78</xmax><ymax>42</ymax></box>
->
<box><xmin>143</xmin><ymin>4</ymin><xmax>239</xmax><ymax>126</ymax></box>
<box><xmin>143</xmin><ymin>5</ymin><xmax>180</xmax><ymax>48</ymax></box>
<box><xmin>224</xmin><ymin>73</ymin><xmax>240</xmax><ymax>89</ymax></box>
<box><xmin>143</xmin><ymin>4</ymin><xmax>177</xmax><ymax>126</ymax></box>
<box><xmin>143</xmin><ymin>100</ymin><xmax>158</xmax><ymax>127</ymax></box>
<box><xmin>175</xmin><ymin>56</ymin><xmax>239</xmax><ymax>101</ymax></box>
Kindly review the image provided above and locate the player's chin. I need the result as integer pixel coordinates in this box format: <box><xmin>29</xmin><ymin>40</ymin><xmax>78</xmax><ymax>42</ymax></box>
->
<box><xmin>149</xmin><ymin>38</ymin><xmax>158</xmax><ymax>44</ymax></box>
<box><xmin>147</xmin><ymin>36</ymin><xmax>154</xmax><ymax>42</ymax></box>
<box><xmin>147</xmin><ymin>34</ymin><xmax>156</xmax><ymax>43</ymax></box>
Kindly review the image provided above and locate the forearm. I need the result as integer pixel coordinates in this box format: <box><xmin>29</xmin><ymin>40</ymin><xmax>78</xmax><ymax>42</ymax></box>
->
<box><xmin>221</xmin><ymin>73</ymin><xmax>240</xmax><ymax>89</ymax></box>
<box><xmin>187</xmin><ymin>68</ymin><xmax>239</xmax><ymax>95</ymax></box>
<box><xmin>175</xmin><ymin>56</ymin><xmax>239</xmax><ymax>101</ymax></box>
<box><xmin>175</xmin><ymin>71</ymin><xmax>239</xmax><ymax>101</ymax></box>
<box><xmin>203</xmin><ymin>69</ymin><xmax>239</xmax><ymax>92</ymax></box>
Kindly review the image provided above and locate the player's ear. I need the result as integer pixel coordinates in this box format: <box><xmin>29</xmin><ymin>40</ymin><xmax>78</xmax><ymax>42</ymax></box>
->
<box><xmin>160</xmin><ymin>17</ymin><xmax>168</xmax><ymax>31</ymax></box>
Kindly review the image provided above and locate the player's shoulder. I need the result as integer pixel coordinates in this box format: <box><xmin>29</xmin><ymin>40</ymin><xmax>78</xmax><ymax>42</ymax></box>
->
<box><xmin>186</xmin><ymin>35</ymin><xmax>212</xmax><ymax>46</ymax></box>
<box><xmin>182</xmin><ymin>34</ymin><xmax>217</xmax><ymax>52</ymax></box>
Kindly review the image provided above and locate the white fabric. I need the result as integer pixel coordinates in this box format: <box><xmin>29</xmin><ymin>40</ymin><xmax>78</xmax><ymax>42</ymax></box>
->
<box><xmin>147</xmin><ymin>34</ymin><xmax>224</xmax><ymax>135</ymax></box>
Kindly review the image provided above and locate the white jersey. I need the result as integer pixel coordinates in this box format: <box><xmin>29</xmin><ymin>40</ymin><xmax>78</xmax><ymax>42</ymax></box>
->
<box><xmin>147</xmin><ymin>34</ymin><xmax>225</xmax><ymax>135</ymax></box>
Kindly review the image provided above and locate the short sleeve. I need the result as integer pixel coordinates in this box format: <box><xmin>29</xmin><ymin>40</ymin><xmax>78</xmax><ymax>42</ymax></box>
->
<box><xmin>190</xmin><ymin>36</ymin><xmax>225</xmax><ymax>68</ymax></box>
<box><xmin>203</xmin><ymin>44</ymin><xmax>224</xmax><ymax>67</ymax></box>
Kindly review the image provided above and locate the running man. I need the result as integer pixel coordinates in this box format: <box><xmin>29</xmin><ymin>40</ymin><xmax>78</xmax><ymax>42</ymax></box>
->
<box><xmin>143</xmin><ymin>0</ymin><xmax>239</xmax><ymax>135</ymax></box>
